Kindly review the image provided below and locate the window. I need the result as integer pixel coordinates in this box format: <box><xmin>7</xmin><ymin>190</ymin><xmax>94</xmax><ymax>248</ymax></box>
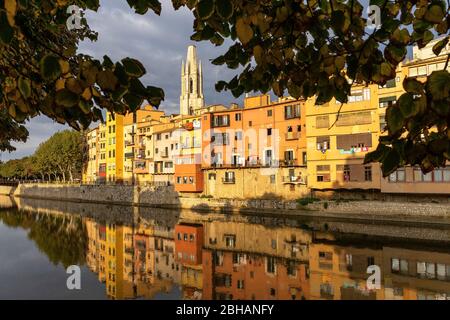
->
<box><xmin>317</xmin><ymin>165</ymin><xmax>331</xmax><ymax>182</ymax></box>
<box><xmin>235</xmin><ymin>113</ymin><xmax>242</xmax><ymax>121</ymax></box>
<box><xmin>389</xmin><ymin>168</ymin><xmax>406</xmax><ymax>182</ymax></box>
<box><xmin>379</xmin><ymin>79</ymin><xmax>396</xmax><ymax>89</ymax></box>
<box><xmin>380</xmin><ymin>115</ymin><xmax>387</xmax><ymax>132</ymax></box>
<box><xmin>271</xmin><ymin>239</ymin><xmax>277</xmax><ymax>249</ymax></box>
<box><xmin>347</xmin><ymin>88</ymin><xmax>371</xmax><ymax>102</ymax></box>
<box><xmin>211</xmin><ymin>115</ymin><xmax>230</xmax><ymax>127</ymax></box>
<box><xmin>414</xmin><ymin>167</ymin><xmax>450</xmax><ymax>182</ymax></box>
<box><xmin>379</xmin><ymin>96</ymin><xmax>396</xmax><ymax>108</ymax></box>
<box><xmin>248</xmin><ymin>121</ymin><xmax>252</xmax><ymax>127</ymax></box>
<box><xmin>183</xmin><ymin>233</ymin><xmax>188</xmax><ymax>241</ymax></box>
<box><xmin>235</xmin><ymin>131</ymin><xmax>242</xmax><ymax>141</ymax></box>
<box><xmin>285</xmin><ymin>104</ymin><xmax>301</xmax><ymax>119</ymax></box>
<box><xmin>335</xmin><ymin>112</ymin><xmax>372</xmax><ymax>126</ymax></box>
<box><xmin>224</xmin><ymin>235</ymin><xmax>236</xmax><ymax>248</ymax></box>
<box><xmin>336</xmin><ymin>133</ymin><xmax>372</xmax><ymax>150</ymax></box>
<box><xmin>266</xmin><ymin>257</ymin><xmax>276</xmax><ymax>274</ymax></box>
<box><xmin>287</xmin><ymin>261</ymin><xmax>297</xmax><ymax>277</ymax></box>
<box><xmin>190</xmin><ymin>234</ymin><xmax>195</xmax><ymax>242</ymax></box>
<box><xmin>284</xmin><ymin>150</ymin><xmax>294</xmax><ymax>161</ymax></box>
<box><xmin>237</xmin><ymin>280</ymin><xmax>245</xmax><ymax>289</ymax></box>
<box><xmin>319</xmin><ymin>251</ymin><xmax>332</xmax><ymax>261</ymax></box>
<box><xmin>223</xmin><ymin>171</ymin><xmax>235</xmax><ymax>183</ymax></box>
<box><xmin>267</xmin><ymin>128</ymin><xmax>272</xmax><ymax>136</ymax></box>
<box><xmin>316</xmin><ymin>136</ymin><xmax>330</xmax><ymax>151</ymax></box>
<box><xmin>270</xmin><ymin>174</ymin><xmax>276</xmax><ymax>184</ymax></box>
<box><xmin>267</xmin><ymin>109</ymin><xmax>273</xmax><ymax>117</ymax></box>
<box><xmin>316</xmin><ymin>115</ymin><xmax>329</xmax><ymax>129</ymax></box>
<box><xmin>367</xmin><ymin>256</ymin><xmax>375</xmax><ymax>267</ymax></box>
<box><xmin>364</xmin><ymin>166</ymin><xmax>372</xmax><ymax>181</ymax></box>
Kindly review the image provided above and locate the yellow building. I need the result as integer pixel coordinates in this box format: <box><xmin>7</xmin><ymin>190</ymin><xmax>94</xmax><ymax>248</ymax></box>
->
<box><xmin>305</xmin><ymin>38</ymin><xmax>450</xmax><ymax>195</ymax></box>
<box><xmin>105</xmin><ymin>112</ymin><xmax>124</xmax><ymax>183</ymax></box>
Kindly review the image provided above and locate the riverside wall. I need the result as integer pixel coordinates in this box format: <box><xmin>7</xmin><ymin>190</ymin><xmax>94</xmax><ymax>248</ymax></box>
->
<box><xmin>10</xmin><ymin>183</ymin><xmax>450</xmax><ymax>221</ymax></box>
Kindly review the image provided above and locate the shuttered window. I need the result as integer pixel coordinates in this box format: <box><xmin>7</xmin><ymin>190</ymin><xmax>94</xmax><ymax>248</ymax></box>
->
<box><xmin>316</xmin><ymin>115</ymin><xmax>329</xmax><ymax>128</ymax></box>
<box><xmin>336</xmin><ymin>133</ymin><xmax>372</xmax><ymax>150</ymax></box>
<box><xmin>336</xmin><ymin>112</ymin><xmax>372</xmax><ymax>126</ymax></box>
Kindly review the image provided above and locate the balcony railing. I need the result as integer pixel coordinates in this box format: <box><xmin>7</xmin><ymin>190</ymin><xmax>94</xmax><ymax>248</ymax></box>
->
<box><xmin>124</xmin><ymin>140</ymin><xmax>134</xmax><ymax>147</ymax></box>
<box><xmin>281</xmin><ymin>159</ymin><xmax>297</xmax><ymax>166</ymax></box>
<box><xmin>282</xmin><ymin>176</ymin><xmax>306</xmax><ymax>184</ymax></box>
<box><xmin>285</xmin><ymin>132</ymin><xmax>300</xmax><ymax>140</ymax></box>
<box><xmin>161</xmin><ymin>150</ymin><xmax>169</xmax><ymax>158</ymax></box>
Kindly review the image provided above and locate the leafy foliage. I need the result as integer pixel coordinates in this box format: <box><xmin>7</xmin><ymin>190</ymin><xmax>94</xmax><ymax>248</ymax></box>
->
<box><xmin>0</xmin><ymin>210</ymin><xmax>87</xmax><ymax>268</ymax></box>
<box><xmin>0</xmin><ymin>130</ymin><xmax>83</xmax><ymax>181</ymax></box>
<box><xmin>0</xmin><ymin>0</ymin><xmax>164</xmax><ymax>141</ymax></box>
<box><xmin>0</xmin><ymin>0</ymin><xmax>449</xmax><ymax>176</ymax></box>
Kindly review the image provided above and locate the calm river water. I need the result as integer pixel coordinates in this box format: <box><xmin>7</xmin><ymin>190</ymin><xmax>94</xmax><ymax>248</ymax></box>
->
<box><xmin>0</xmin><ymin>195</ymin><xmax>449</xmax><ymax>300</ymax></box>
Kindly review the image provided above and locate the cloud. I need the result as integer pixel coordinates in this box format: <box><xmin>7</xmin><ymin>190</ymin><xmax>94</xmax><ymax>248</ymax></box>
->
<box><xmin>2</xmin><ymin>0</ymin><xmax>243</xmax><ymax>161</ymax></box>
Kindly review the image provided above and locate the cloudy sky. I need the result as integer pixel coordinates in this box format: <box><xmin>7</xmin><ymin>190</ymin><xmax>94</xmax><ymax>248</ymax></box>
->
<box><xmin>1</xmin><ymin>0</ymin><xmax>241</xmax><ymax>161</ymax></box>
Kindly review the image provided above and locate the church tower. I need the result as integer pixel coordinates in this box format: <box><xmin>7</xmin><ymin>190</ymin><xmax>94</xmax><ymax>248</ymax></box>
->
<box><xmin>180</xmin><ymin>45</ymin><xmax>204</xmax><ymax>115</ymax></box>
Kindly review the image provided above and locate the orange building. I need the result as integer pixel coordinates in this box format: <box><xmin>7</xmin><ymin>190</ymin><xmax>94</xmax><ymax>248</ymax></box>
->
<box><xmin>202</xmin><ymin>250</ymin><xmax>309</xmax><ymax>300</ymax></box>
<box><xmin>174</xmin><ymin>116</ymin><xmax>204</xmax><ymax>193</ymax></box>
<box><xmin>175</xmin><ymin>223</ymin><xmax>204</xmax><ymax>266</ymax></box>
<box><xmin>200</xmin><ymin>95</ymin><xmax>308</xmax><ymax>199</ymax></box>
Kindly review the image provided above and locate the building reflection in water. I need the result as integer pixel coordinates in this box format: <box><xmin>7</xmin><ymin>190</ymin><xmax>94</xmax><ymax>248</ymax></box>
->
<box><xmin>81</xmin><ymin>212</ymin><xmax>450</xmax><ymax>300</ymax></box>
<box><xmin>4</xmin><ymin>196</ymin><xmax>449</xmax><ymax>300</ymax></box>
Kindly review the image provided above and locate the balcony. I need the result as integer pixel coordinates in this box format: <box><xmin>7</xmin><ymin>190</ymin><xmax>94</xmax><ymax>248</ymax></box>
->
<box><xmin>125</xmin><ymin>140</ymin><xmax>135</xmax><ymax>147</ymax></box>
<box><xmin>136</xmin><ymin>151</ymin><xmax>146</xmax><ymax>159</ymax></box>
<box><xmin>282</xmin><ymin>176</ymin><xmax>306</xmax><ymax>184</ymax></box>
<box><xmin>285</xmin><ymin>132</ymin><xmax>300</xmax><ymax>140</ymax></box>
<box><xmin>161</xmin><ymin>150</ymin><xmax>169</xmax><ymax>158</ymax></box>
<box><xmin>281</xmin><ymin>159</ymin><xmax>297</xmax><ymax>166</ymax></box>
<box><xmin>222</xmin><ymin>177</ymin><xmax>235</xmax><ymax>184</ymax></box>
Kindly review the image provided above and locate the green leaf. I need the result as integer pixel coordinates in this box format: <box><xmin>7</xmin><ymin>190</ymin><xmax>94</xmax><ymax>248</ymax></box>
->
<box><xmin>427</xmin><ymin>70</ymin><xmax>450</xmax><ymax>100</ymax></box>
<box><xmin>97</xmin><ymin>70</ymin><xmax>118</xmax><ymax>91</ymax></box>
<box><xmin>216</xmin><ymin>0</ymin><xmax>233</xmax><ymax>20</ymax></box>
<box><xmin>18</xmin><ymin>77</ymin><xmax>31</xmax><ymax>99</ymax></box>
<box><xmin>386</xmin><ymin>106</ymin><xmax>404</xmax><ymax>133</ymax></box>
<box><xmin>55</xmin><ymin>89</ymin><xmax>79</xmax><ymax>108</ymax></box>
<box><xmin>123</xmin><ymin>93</ymin><xmax>143</xmax><ymax>111</ymax></box>
<box><xmin>403</xmin><ymin>77</ymin><xmax>424</xmax><ymax>94</ymax></box>
<box><xmin>364</xmin><ymin>143</ymin><xmax>390</xmax><ymax>164</ymax></box>
<box><xmin>197</xmin><ymin>0</ymin><xmax>215</xmax><ymax>20</ymax></box>
<box><xmin>236</xmin><ymin>18</ymin><xmax>253</xmax><ymax>45</ymax></box>
<box><xmin>40</xmin><ymin>55</ymin><xmax>61</xmax><ymax>81</ymax></box>
<box><xmin>381</xmin><ymin>149</ymin><xmax>401</xmax><ymax>177</ymax></box>
<box><xmin>0</xmin><ymin>10</ymin><xmax>14</xmax><ymax>44</ymax></box>
<box><xmin>424</xmin><ymin>4</ymin><xmax>445</xmax><ymax>24</ymax></box>
<box><xmin>432</xmin><ymin>37</ymin><xmax>449</xmax><ymax>56</ymax></box>
<box><xmin>385</xmin><ymin>44</ymin><xmax>407</xmax><ymax>64</ymax></box>
<box><xmin>391</xmin><ymin>28</ymin><xmax>410</xmax><ymax>45</ymax></box>
<box><xmin>398</xmin><ymin>93</ymin><xmax>418</xmax><ymax>118</ymax></box>
<box><xmin>121</xmin><ymin>58</ymin><xmax>146</xmax><ymax>77</ymax></box>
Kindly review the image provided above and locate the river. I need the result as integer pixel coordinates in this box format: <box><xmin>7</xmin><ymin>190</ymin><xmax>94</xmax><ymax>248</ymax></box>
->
<box><xmin>0</xmin><ymin>195</ymin><xmax>449</xmax><ymax>300</ymax></box>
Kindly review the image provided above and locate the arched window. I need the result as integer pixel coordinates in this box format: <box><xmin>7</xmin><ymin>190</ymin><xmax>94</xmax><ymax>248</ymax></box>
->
<box><xmin>189</xmin><ymin>78</ymin><xmax>194</xmax><ymax>94</ymax></box>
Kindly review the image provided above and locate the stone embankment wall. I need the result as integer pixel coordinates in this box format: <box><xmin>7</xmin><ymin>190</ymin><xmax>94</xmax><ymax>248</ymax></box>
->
<box><xmin>11</xmin><ymin>183</ymin><xmax>450</xmax><ymax>221</ymax></box>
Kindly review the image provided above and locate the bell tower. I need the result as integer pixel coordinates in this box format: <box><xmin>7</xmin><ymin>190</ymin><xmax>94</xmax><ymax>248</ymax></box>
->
<box><xmin>180</xmin><ymin>45</ymin><xmax>204</xmax><ymax>115</ymax></box>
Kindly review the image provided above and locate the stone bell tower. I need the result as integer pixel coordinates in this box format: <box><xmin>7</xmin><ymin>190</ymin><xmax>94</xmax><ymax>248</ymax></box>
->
<box><xmin>180</xmin><ymin>45</ymin><xmax>204</xmax><ymax>115</ymax></box>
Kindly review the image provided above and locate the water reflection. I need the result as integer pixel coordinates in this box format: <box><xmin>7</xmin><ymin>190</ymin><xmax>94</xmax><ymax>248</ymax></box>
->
<box><xmin>0</xmin><ymin>195</ymin><xmax>449</xmax><ymax>300</ymax></box>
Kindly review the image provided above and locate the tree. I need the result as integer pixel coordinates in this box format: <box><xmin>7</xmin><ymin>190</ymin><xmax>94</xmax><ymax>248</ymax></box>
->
<box><xmin>0</xmin><ymin>129</ymin><xmax>83</xmax><ymax>181</ymax></box>
<box><xmin>0</xmin><ymin>0</ymin><xmax>449</xmax><ymax>176</ymax></box>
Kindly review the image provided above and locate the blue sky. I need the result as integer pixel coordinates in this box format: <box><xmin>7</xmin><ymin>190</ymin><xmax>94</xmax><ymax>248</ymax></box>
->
<box><xmin>1</xmin><ymin>0</ymin><xmax>240</xmax><ymax>161</ymax></box>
